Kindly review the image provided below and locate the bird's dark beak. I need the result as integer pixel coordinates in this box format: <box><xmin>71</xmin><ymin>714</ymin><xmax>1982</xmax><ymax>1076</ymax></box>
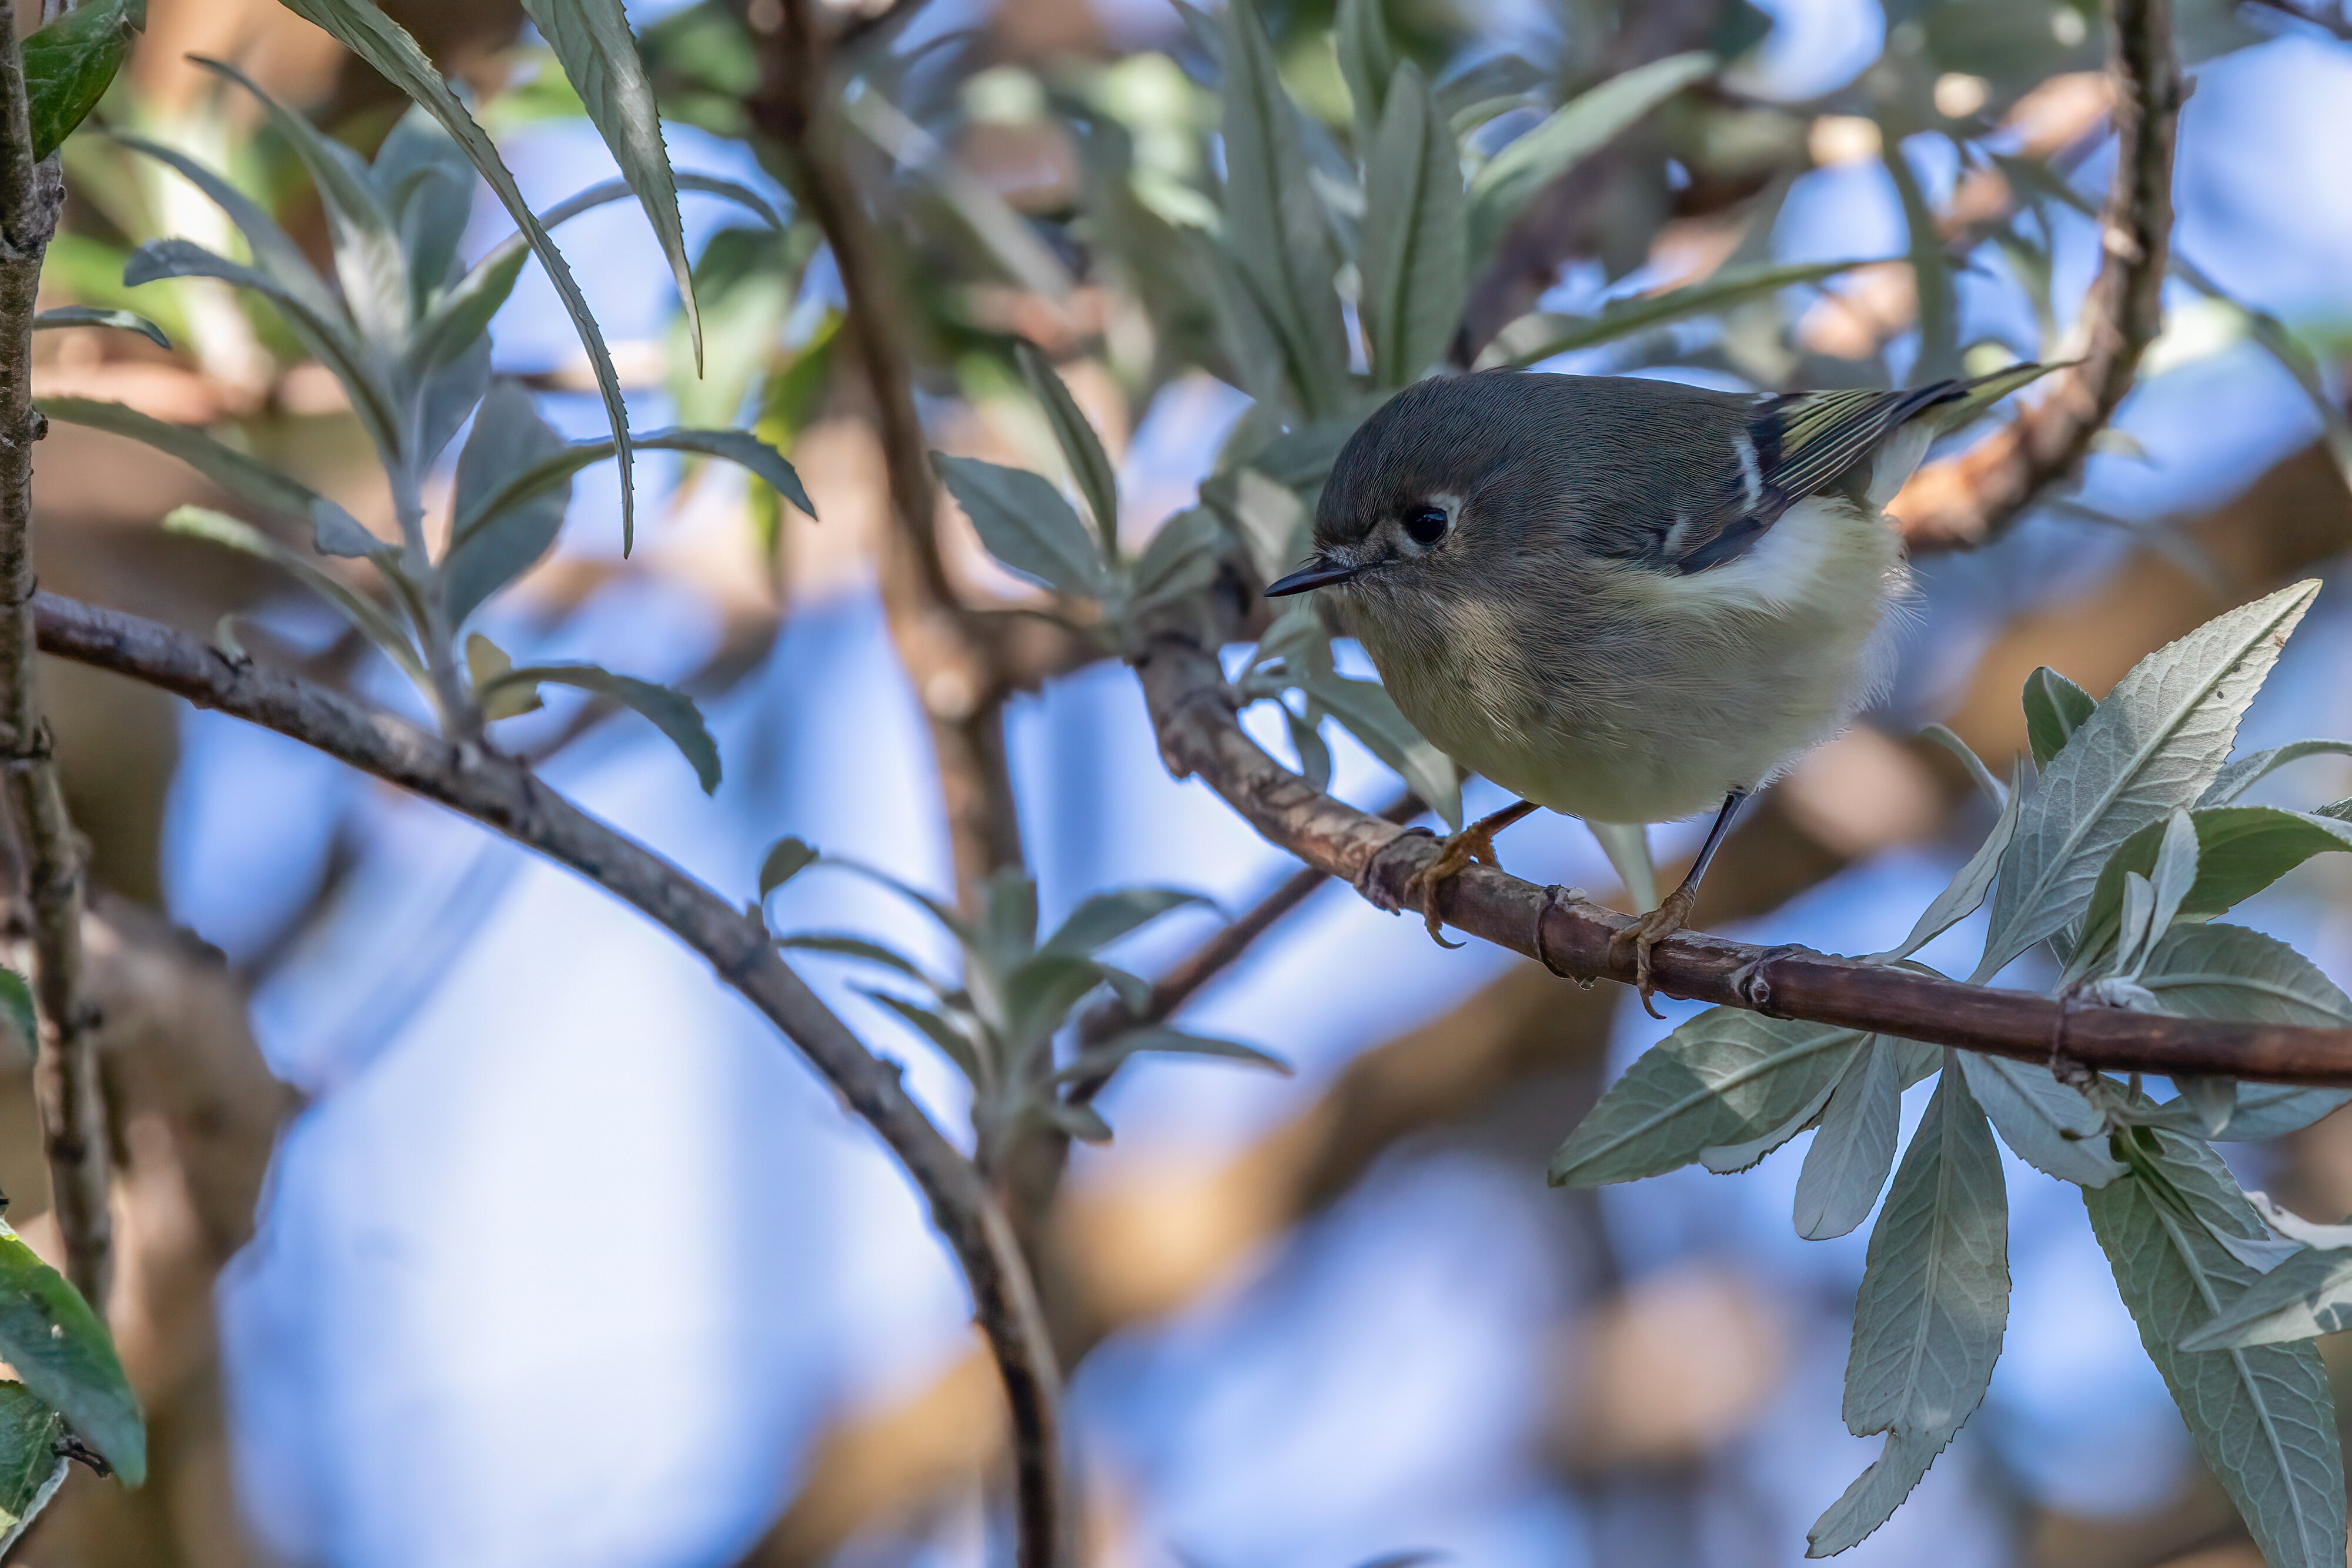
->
<box><xmin>1264</xmin><ymin>558</ymin><xmax>1360</xmax><ymax>597</ymax></box>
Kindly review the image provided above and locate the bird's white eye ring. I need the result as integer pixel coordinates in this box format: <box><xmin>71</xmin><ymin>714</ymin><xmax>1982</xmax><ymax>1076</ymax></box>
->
<box><xmin>1404</xmin><ymin>504</ymin><xmax>1449</xmax><ymax>546</ymax></box>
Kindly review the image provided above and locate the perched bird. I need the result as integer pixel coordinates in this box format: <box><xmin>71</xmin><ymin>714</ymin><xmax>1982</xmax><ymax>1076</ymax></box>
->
<box><xmin>1265</xmin><ymin>366</ymin><xmax>2039</xmax><ymax>1003</ymax></box>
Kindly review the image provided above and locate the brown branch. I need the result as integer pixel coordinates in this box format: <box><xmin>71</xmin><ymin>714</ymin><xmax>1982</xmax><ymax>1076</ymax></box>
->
<box><xmin>1893</xmin><ymin>0</ymin><xmax>2180</xmax><ymax>551</ymax></box>
<box><xmin>28</xmin><ymin>591</ymin><xmax>1065</xmax><ymax>1568</ymax></box>
<box><xmin>0</xmin><ymin>2</ymin><xmax>111</xmax><ymax>1308</ymax></box>
<box><xmin>752</xmin><ymin>0</ymin><xmax>1026</xmax><ymax>910</ymax></box>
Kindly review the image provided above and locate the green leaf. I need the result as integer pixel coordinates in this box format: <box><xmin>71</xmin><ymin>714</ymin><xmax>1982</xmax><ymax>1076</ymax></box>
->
<box><xmin>2181</xmin><ymin>1246</ymin><xmax>2352</xmax><ymax>1351</ymax></box>
<box><xmin>1334</xmin><ymin>0</ymin><xmax>1397</xmax><ymax>141</ymax></box>
<box><xmin>774</xmin><ymin>932</ymin><xmax>938</xmax><ymax>987</ymax></box>
<box><xmin>31</xmin><ymin>306</ymin><xmax>167</xmax><ymax>349</ymax></box>
<box><xmin>276</xmin><ymin>0</ymin><xmax>642</xmax><ymax>550</ymax></box>
<box><xmin>980</xmin><ymin>869</ymin><xmax>1040</xmax><ymax>982</ymax></box>
<box><xmin>517</xmin><ymin>0</ymin><xmax>697</xmax><ymax>371</ymax></box>
<box><xmin>1046</xmin><ymin>1098</ymin><xmax>1114</xmax><ymax>1144</ymax></box>
<box><xmin>1956</xmin><ymin>1051</ymin><xmax>2122</xmax><ymax>1186</ymax></box>
<box><xmin>1548</xmin><ymin>1011</ymin><xmax>1865</xmax><ymax>1187</ymax></box>
<box><xmin>863</xmin><ymin>988</ymin><xmax>985</xmax><ymax>1085</ymax></box>
<box><xmin>757</xmin><ymin>837</ymin><xmax>817</xmax><ymax>900</ymax></box>
<box><xmin>1055</xmin><ymin>1024</ymin><xmax>1291</xmax><ymax>1085</ymax></box>
<box><xmin>1015</xmin><ymin>343</ymin><xmax>1121</xmax><ymax>560</ymax></box>
<box><xmin>195</xmin><ymin>56</ymin><xmax>410</xmax><ymax>348</ymax></box>
<box><xmin>463</xmin><ymin>633</ymin><xmax>543</xmax><ymax>720</ymax></box>
<box><xmin>486</xmin><ymin>664</ymin><xmax>720</xmax><ymax>794</ymax></box>
<box><xmin>2201</xmin><ymin>739</ymin><xmax>2352</xmax><ymax>809</ymax></box>
<box><xmin>932</xmin><ymin>454</ymin><xmax>1107</xmax><ymax>597</ymax></box>
<box><xmin>2022</xmin><ymin>666</ymin><xmax>2096</xmax><ymax>771</ymax></box>
<box><xmin>1041</xmin><ymin>888</ymin><xmax>1215</xmax><ymax>957</ymax></box>
<box><xmin>453</xmin><ymin>426</ymin><xmax>814</xmax><ymax>559</ymax></box>
<box><xmin>0</xmin><ymin>1223</ymin><xmax>143</xmax><ymax>1486</ymax></box>
<box><xmin>2074</xmin><ymin>806</ymin><xmax>2352</xmax><ymax>970</ymax></box>
<box><xmin>163</xmin><ymin>507</ymin><xmax>426</xmax><ymax>686</ymax></box>
<box><xmin>1296</xmin><ymin>671</ymin><xmax>1462</xmax><ymax>833</ymax></box>
<box><xmin>39</xmin><ymin>397</ymin><xmax>380</xmax><ymax>558</ymax></box>
<box><xmin>1487</xmin><ymin>259</ymin><xmax>1868</xmax><ymax>369</ymax></box>
<box><xmin>1465</xmin><ymin>52</ymin><xmax>1713</xmax><ymax>260</ymax></box>
<box><xmin>1128</xmin><ymin>506</ymin><xmax>1222</xmax><ymax>614</ymax></box>
<box><xmin>1809</xmin><ymin>1068</ymin><xmax>2006</xmax><ymax>1556</ymax></box>
<box><xmin>1870</xmin><ymin>759</ymin><xmax>2024</xmax><ymax>963</ymax></box>
<box><xmin>1982</xmin><ymin>583</ymin><xmax>2320</xmax><ymax>975</ymax></box>
<box><xmin>998</xmin><ymin>952</ymin><xmax>1110</xmax><ymax>1067</ymax></box>
<box><xmin>0</xmin><ymin>1384</ymin><xmax>68</xmax><ymax>1549</ymax></box>
<box><xmin>1795</xmin><ymin>1038</ymin><xmax>1905</xmax><ymax>1241</ymax></box>
<box><xmin>1920</xmin><ymin>723</ymin><xmax>2008</xmax><ymax>808</ymax></box>
<box><xmin>442</xmin><ymin>380</ymin><xmax>571</xmax><ymax>626</ymax></box>
<box><xmin>22</xmin><ymin>0</ymin><xmax>141</xmax><ymax>162</ymax></box>
<box><xmin>1698</xmin><ymin>1069</ymin><xmax>1838</xmax><ymax>1175</ymax></box>
<box><xmin>122</xmin><ymin>237</ymin><xmax>400</xmax><ymax>459</ymax></box>
<box><xmin>0</xmin><ymin>971</ymin><xmax>31</xmax><ymax>1058</ymax></box>
<box><xmin>372</xmin><ymin>105</ymin><xmax>473</xmax><ymax>306</ymax></box>
<box><xmin>1218</xmin><ymin>0</ymin><xmax>1349</xmax><ymax>415</ymax></box>
<box><xmin>2139</xmin><ymin>924</ymin><xmax>2352</xmax><ymax>1141</ymax></box>
<box><xmin>1359</xmin><ymin>61</ymin><xmax>1466</xmax><ymax>388</ymax></box>
<box><xmin>2087</xmin><ymin>1130</ymin><xmax>2346</xmax><ymax>1568</ymax></box>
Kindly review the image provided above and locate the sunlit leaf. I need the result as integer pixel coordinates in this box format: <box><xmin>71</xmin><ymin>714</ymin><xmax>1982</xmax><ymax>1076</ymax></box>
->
<box><xmin>2201</xmin><ymin>739</ymin><xmax>2352</xmax><ymax>809</ymax></box>
<box><xmin>0</xmin><ymin>1224</ymin><xmax>142</xmax><ymax>1486</ymax></box>
<box><xmin>0</xmin><ymin>1383</ymin><xmax>68</xmax><ymax>1550</ymax></box>
<box><xmin>463</xmin><ymin>633</ymin><xmax>544</xmax><ymax>721</ymax></box>
<box><xmin>22</xmin><ymin>0</ymin><xmax>141</xmax><ymax>161</ymax></box>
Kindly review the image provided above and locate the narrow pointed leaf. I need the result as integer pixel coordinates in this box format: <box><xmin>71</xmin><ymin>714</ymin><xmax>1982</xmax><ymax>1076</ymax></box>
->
<box><xmin>757</xmin><ymin>837</ymin><xmax>817</xmax><ymax>899</ymax></box>
<box><xmin>32</xmin><ymin>306</ymin><xmax>168</xmax><ymax>349</ymax></box>
<box><xmin>1957</xmin><ymin>1051</ymin><xmax>2121</xmax><ymax>1186</ymax></box>
<box><xmin>1297</xmin><ymin>671</ymin><xmax>1463</xmax><ymax>832</ymax></box>
<box><xmin>1361</xmin><ymin>61</ymin><xmax>1466</xmax><ymax>387</ymax></box>
<box><xmin>933</xmin><ymin>454</ymin><xmax>1106</xmax><ymax>597</ymax></box>
<box><xmin>1015</xmin><ymin>343</ymin><xmax>1121</xmax><ymax>558</ymax></box>
<box><xmin>489</xmin><ymin>664</ymin><xmax>720</xmax><ymax>794</ymax></box>
<box><xmin>163</xmin><ymin>507</ymin><xmax>425</xmax><ymax>685</ymax></box>
<box><xmin>863</xmin><ymin>989</ymin><xmax>984</xmax><ymax>1085</ymax></box>
<box><xmin>22</xmin><ymin>0</ymin><xmax>141</xmax><ymax>161</ymax></box>
<box><xmin>2087</xmin><ymin>1130</ymin><xmax>2346</xmax><ymax>1568</ymax></box>
<box><xmin>1795</xmin><ymin>1039</ymin><xmax>1906</xmax><ymax>1241</ymax></box>
<box><xmin>1042</xmin><ymin>888</ymin><xmax>1215</xmax><ymax>957</ymax></box>
<box><xmin>1489</xmin><ymin>258</ymin><xmax>1867</xmax><ymax>369</ymax></box>
<box><xmin>2201</xmin><ymin>739</ymin><xmax>2352</xmax><ymax>808</ymax></box>
<box><xmin>774</xmin><ymin>932</ymin><xmax>938</xmax><ymax>987</ymax></box>
<box><xmin>1870</xmin><ymin>760</ymin><xmax>2023</xmax><ymax>962</ymax></box>
<box><xmin>2022</xmin><ymin>666</ymin><xmax>2096</xmax><ymax>770</ymax></box>
<box><xmin>1549</xmin><ymin>1011</ymin><xmax>1865</xmax><ymax>1186</ymax></box>
<box><xmin>1335</xmin><ymin>0</ymin><xmax>1397</xmax><ymax>139</ymax></box>
<box><xmin>2075</xmin><ymin>806</ymin><xmax>2352</xmax><ymax>968</ymax></box>
<box><xmin>1057</xmin><ymin>1025</ymin><xmax>1291</xmax><ymax>1085</ymax></box>
<box><xmin>1920</xmin><ymin>724</ymin><xmax>2008</xmax><ymax>808</ymax></box>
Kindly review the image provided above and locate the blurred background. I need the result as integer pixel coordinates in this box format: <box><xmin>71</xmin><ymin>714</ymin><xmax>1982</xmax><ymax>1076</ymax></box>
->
<box><xmin>22</xmin><ymin>0</ymin><xmax>2352</xmax><ymax>1563</ymax></box>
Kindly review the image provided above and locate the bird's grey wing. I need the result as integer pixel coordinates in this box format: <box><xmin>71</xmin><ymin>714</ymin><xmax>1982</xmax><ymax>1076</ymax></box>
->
<box><xmin>1660</xmin><ymin>382</ymin><xmax>1972</xmax><ymax>574</ymax></box>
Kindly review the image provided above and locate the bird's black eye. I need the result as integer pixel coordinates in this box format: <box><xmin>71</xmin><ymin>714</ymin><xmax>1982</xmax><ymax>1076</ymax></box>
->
<box><xmin>1404</xmin><ymin>505</ymin><xmax>1449</xmax><ymax>546</ymax></box>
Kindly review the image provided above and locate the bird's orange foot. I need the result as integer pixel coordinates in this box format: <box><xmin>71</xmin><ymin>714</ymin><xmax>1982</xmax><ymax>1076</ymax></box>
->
<box><xmin>1404</xmin><ymin>820</ymin><xmax>1510</xmax><ymax>946</ymax></box>
<box><xmin>1612</xmin><ymin>882</ymin><xmax>1702</xmax><ymax>1018</ymax></box>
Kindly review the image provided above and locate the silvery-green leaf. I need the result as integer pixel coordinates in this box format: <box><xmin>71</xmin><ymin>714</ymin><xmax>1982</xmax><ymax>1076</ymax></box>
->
<box><xmin>163</xmin><ymin>507</ymin><xmax>426</xmax><ymax>687</ymax></box>
<box><xmin>1128</xmin><ymin>506</ymin><xmax>1221</xmax><ymax>613</ymax></box>
<box><xmin>1982</xmin><ymin>582</ymin><xmax>2320</xmax><ymax>975</ymax></box>
<box><xmin>455</xmin><ymin>426</ymin><xmax>815</xmax><ymax>549</ymax></box>
<box><xmin>1042</xmin><ymin>888</ymin><xmax>1215</xmax><ymax>957</ymax></box>
<box><xmin>39</xmin><ymin>396</ymin><xmax>380</xmax><ymax>557</ymax></box>
<box><xmin>1699</xmin><ymin>1066</ymin><xmax>1838</xmax><ymax>1174</ymax></box>
<box><xmin>1015</xmin><ymin>343</ymin><xmax>1121</xmax><ymax>559</ymax></box>
<box><xmin>1808</xmin><ymin>1068</ymin><xmax>2006</xmax><ymax>1556</ymax></box>
<box><xmin>981</xmin><ymin>869</ymin><xmax>1040</xmax><ymax>983</ymax></box>
<box><xmin>277</xmin><ymin>0</ymin><xmax>643</xmax><ymax>550</ymax></box>
<box><xmin>2021</xmin><ymin>665</ymin><xmax>2095</xmax><ymax>771</ymax></box>
<box><xmin>1298</xmin><ymin>671</ymin><xmax>1462</xmax><ymax>831</ymax></box>
<box><xmin>372</xmin><ymin>105</ymin><xmax>472</xmax><ymax>303</ymax></box>
<box><xmin>1465</xmin><ymin>52</ymin><xmax>1714</xmax><ymax>260</ymax></box>
<box><xmin>21</xmin><ymin>0</ymin><xmax>140</xmax><ymax>161</ymax></box>
<box><xmin>1920</xmin><ymin>723</ymin><xmax>2007</xmax><ymax>808</ymax></box>
<box><xmin>1956</xmin><ymin>1052</ymin><xmax>2123</xmax><ymax>1186</ymax></box>
<box><xmin>1359</xmin><ymin>61</ymin><xmax>1465</xmax><ymax>389</ymax></box>
<box><xmin>517</xmin><ymin>0</ymin><xmax>698</xmax><ymax>369</ymax></box>
<box><xmin>2113</xmin><ymin>871</ymin><xmax>2157</xmax><ymax>977</ymax></box>
<box><xmin>114</xmin><ymin>133</ymin><xmax>338</xmax><ymax>320</ymax></box>
<box><xmin>933</xmin><ymin>454</ymin><xmax>1108</xmax><ymax>598</ymax></box>
<box><xmin>2181</xmin><ymin>1248</ymin><xmax>2352</xmax><ymax>1350</ymax></box>
<box><xmin>197</xmin><ymin>56</ymin><xmax>410</xmax><ymax>346</ymax></box>
<box><xmin>999</xmin><ymin>952</ymin><xmax>1109</xmax><ymax>1065</ymax></box>
<box><xmin>1047</xmin><ymin>1099</ymin><xmax>1115</xmax><ymax>1144</ymax></box>
<box><xmin>1055</xmin><ymin>1025</ymin><xmax>1291</xmax><ymax>1085</ymax></box>
<box><xmin>1796</xmin><ymin>1038</ymin><xmax>1906</xmax><ymax>1241</ymax></box>
<box><xmin>417</xmin><ymin>334</ymin><xmax>492</xmax><ymax>472</ymax></box>
<box><xmin>757</xmin><ymin>836</ymin><xmax>817</xmax><ymax>899</ymax></box>
<box><xmin>485</xmin><ymin>663</ymin><xmax>720</xmax><ymax>794</ymax></box>
<box><xmin>1549</xmin><ymin>1012</ymin><xmax>1865</xmax><ymax>1187</ymax></box>
<box><xmin>1335</xmin><ymin>0</ymin><xmax>1397</xmax><ymax>139</ymax></box>
<box><xmin>2148</xmin><ymin>811</ymin><xmax>2200</xmax><ymax>940</ymax></box>
<box><xmin>2201</xmin><ymin>739</ymin><xmax>2352</xmax><ymax>809</ymax></box>
<box><xmin>1218</xmin><ymin>0</ymin><xmax>1349</xmax><ymax>414</ymax></box>
<box><xmin>1487</xmin><ymin>259</ymin><xmax>1868</xmax><ymax>369</ymax></box>
<box><xmin>442</xmin><ymin>380</ymin><xmax>572</xmax><ymax>626</ymax></box>
<box><xmin>2086</xmin><ymin>1129</ymin><xmax>2346</xmax><ymax>1568</ymax></box>
<box><xmin>31</xmin><ymin>306</ymin><xmax>167</xmax><ymax>349</ymax></box>
<box><xmin>775</xmin><ymin>932</ymin><xmax>937</xmax><ymax>987</ymax></box>
<box><xmin>124</xmin><ymin>238</ymin><xmax>400</xmax><ymax>456</ymax></box>
<box><xmin>864</xmin><ymin>988</ymin><xmax>985</xmax><ymax>1085</ymax></box>
<box><xmin>2074</xmin><ymin>806</ymin><xmax>2352</xmax><ymax>972</ymax></box>
<box><xmin>1287</xmin><ymin>705</ymin><xmax>1334</xmax><ymax>791</ymax></box>
<box><xmin>0</xmin><ymin>1222</ymin><xmax>144</xmax><ymax>1485</ymax></box>
<box><xmin>2138</xmin><ymin>924</ymin><xmax>2352</xmax><ymax>1140</ymax></box>
<box><xmin>0</xmin><ymin>1383</ymin><xmax>68</xmax><ymax>1550</ymax></box>
<box><xmin>2176</xmin><ymin>1075</ymin><xmax>2240</xmax><ymax>1138</ymax></box>
<box><xmin>1870</xmin><ymin>758</ymin><xmax>2024</xmax><ymax>963</ymax></box>
<box><xmin>1208</xmin><ymin>465</ymin><xmax>1311</xmax><ymax>587</ymax></box>
<box><xmin>1588</xmin><ymin>819</ymin><xmax>1658</xmax><ymax>912</ymax></box>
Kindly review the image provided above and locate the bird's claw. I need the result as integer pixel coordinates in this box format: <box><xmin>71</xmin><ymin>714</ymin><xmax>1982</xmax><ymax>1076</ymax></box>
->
<box><xmin>1612</xmin><ymin>884</ymin><xmax>1700</xmax><ymax>1019</ymax></box>
<box><xmin>1404</xmin><ymin>821</ymin><xmax>1508</xmax><ymax>947</ymax></box>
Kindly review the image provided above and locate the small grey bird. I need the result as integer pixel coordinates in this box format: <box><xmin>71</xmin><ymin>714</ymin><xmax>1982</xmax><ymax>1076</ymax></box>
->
<box><xmin>1265</xmin><ymin>366</ymin><xmax>2036</xmax><ymax>1001</ymax></box>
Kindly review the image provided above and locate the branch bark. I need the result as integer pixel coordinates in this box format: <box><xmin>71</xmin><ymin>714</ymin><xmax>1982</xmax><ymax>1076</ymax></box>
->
<box><xmin>28</xmin><ymin>592</ymin><xmax>1065</xmax><ymax>1568</ymax></box>
<box><xmin>0</xmin><ymin>1</ymin><xmax>112</xmax><ymax>1307</ymax></box>
<box><xmin>1893</xmin><ymin>0</ymin><xmax>2180</xmax><ymax>551</ymax></box>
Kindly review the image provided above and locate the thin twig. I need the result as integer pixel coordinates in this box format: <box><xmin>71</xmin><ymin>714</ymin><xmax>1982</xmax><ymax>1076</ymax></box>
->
<box><xmin>0</xmin><ymin>1</ymin><xmax>111</xmax><ymax>1307</ymax></box>
<box><xmin>28</xmin><ymin>591</ymin><xmax>1063</xmax><ymax>1559</ymax></box>
<box><xmin>1894</xmin><ymin>0</ymin><xmax>2181</xmax><ymax>550</ymax></box>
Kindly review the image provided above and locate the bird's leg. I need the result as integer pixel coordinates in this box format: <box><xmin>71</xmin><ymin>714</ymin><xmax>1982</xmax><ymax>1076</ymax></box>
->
<box><xmin>1404</xmin><ymin>799</ymin><xmax>1539</xmax><ymax>944</ymax></box>
<box><xmin>1612</xmin><ymin>791</ymin><xmax>1748</xmax><ymax>1017</ymax></box>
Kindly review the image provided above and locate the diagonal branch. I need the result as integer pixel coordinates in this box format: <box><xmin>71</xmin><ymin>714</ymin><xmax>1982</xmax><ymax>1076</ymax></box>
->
<box><xmin>0</xmin><ymin>0</ymin><xmax>111</xmax><ymax>1306</ymax></box>
<box><xmin>28</xmin><ymin>591</ymin><xmax>1064</xmax><ymax>1568</ymax></box>
<box><xmin>1134</xmin><ymin>628</ymin><xmax>2352</xmax><ymax>1087</ymax></box>
<box><xmin>1893</xmin><ymin>0</ymin><xmax>2180</xmax><ymax>551</ymax></box>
